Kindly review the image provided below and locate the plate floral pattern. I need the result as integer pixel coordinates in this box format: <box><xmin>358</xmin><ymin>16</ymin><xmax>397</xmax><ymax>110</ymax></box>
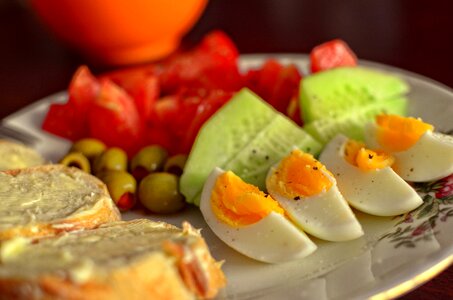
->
<box><xmin>381</xmin><ymin>174</ymin><xmax>453</xmax><ymax>249</ymax></box>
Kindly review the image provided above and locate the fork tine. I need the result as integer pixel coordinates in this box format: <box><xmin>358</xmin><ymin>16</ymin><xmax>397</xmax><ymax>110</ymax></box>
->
<box><xmin>0</xmin><ymin>124</ymin><xmax>40</xmax><ymax>146</ymax></box>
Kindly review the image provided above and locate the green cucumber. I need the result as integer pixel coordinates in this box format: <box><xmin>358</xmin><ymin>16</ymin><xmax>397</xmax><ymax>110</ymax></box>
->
<box><xmin>300</xmin><ymin>67</ymin><xmax>409</xmax><ymax>123</ymax></box>
<box><xmin>180</xmin><ymin>88</ymin><xmax>322</xmax><ymax>206</ymax></box>
<box><xmin>304</xmin><ymin>97</ymin><xmax>408</xmax><ymax>144</ymax></box>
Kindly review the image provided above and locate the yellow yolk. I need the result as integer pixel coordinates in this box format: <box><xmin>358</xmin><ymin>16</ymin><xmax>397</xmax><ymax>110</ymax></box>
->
<box><xmin>344</xmin><ymin>140</ymin><xmax>395</xmax><ymax>171</ymax></box>
<box><xmin>267</xmin><ymin>149</ymin><xmax>333</xmax><ymax>199</ymax></box>
<box><xmin>211</xmin><ymin>171</ymin><xmax>284</xmax><ymax>227</ymax></box>
<box><xmin>376</xmin><ymin>114</ymin><xmax>434</xmax><ymax>152</ymax></box>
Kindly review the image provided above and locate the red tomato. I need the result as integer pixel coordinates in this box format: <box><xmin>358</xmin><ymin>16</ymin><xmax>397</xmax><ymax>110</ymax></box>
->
<box><xmin>101</xmin><ymin>66</ymin><xmax>159</xmax><ymax>121</ymax></box>
<box><xmin>149</xmin><ymin>94</ymin><xmax>199</xmax><ymax>153</ymax></box>
<box><xmin>89</xmin><ymin>80</ymin><xmax>144</xmax><ymax>156</ymax></box>
<box><xmin>42</xmin><ymin>66</ymin><xmax>99</xmax><ymax>141</ymax></box>
<box><xmin>42</xmin><ymin>102</ymin><xmax>88</xmax><ymax>141</ymax></box>
<box><xmin>145</xmin><ymin>125</ymin><xmax>176</xmax><ymax>154</ymax></box>
<box><xmin>149</xmin><ymin>95</ymin><xmax>180</xmax><ymax>128</ymax></box>
<box><xmin>245</xmin><ymin>59</ymin><xmax>302</xmax><ymax>115</ymax></box>
<box><xmin>147</xmin><ymin>89</ymin><xmax>233</xmax><ymax>154</ymax></box>
<box><xmin>68</xmin><ymin>65</ymin><xmax>100</xmax><ymax>113</ymax></box>
<box><xmin>180</xmin><ymin>89</ymin><xmax>233</xmax><ymax>154</ymax></box>
<box><xmin>310</xmin><ymin>39</ymin><xmax>358</xmax><ymax>73</ymax></box>
<box><xmin>159</xmin><ymin>31</ymin><xmax>243</xmax><ymax>94</ymax></box>
<box><xmin>198</xmin><ymin>30</ymin><xmax>239</xmax><ymax>62</ymax></box>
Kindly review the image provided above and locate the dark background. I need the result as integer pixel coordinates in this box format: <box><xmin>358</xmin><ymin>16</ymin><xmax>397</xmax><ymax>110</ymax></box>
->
<box><xmin>0</xmin><ymin>1</ymin><xmax>452</xmax><ymax>298</ymax></box>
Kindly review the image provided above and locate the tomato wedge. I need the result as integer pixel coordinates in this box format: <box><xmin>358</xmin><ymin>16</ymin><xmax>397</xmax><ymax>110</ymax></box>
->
<box><xmin>89</xmin><ymin>80</ymin><xmax>144</xmax><ymax>156</ymax></box>
<box><xmin>159</xmin><ymin>31</ymin><xmax>243</xmax><ymax>94</ymax></box>
<box><xmin>67</xmin><ymin>65</ymin><xmax>100</xmax><ymax>114</ymax></box>
<box><xmin>310</xmin><ymin>39</ymin><xmax>358</xmax><ymax>73</ymax></box>
<box><xmin>101</xmin><ymin>66</ymin><xmax>159</xmax><ymax>121</ymax></box>
<box><xmin>42</xmin><ymin>102</ymin><xmax>88</xmax><ymax>141</ymax></box>
<box><xmin>42</xmin><ymin>66</ymin><xmax>100</xmax><ymax>140</ymax></box>
<box><xmin>180</xmin><ymin>89</ymin><xmax>233</xmax><ymax>154</ymax></box>
<box><xmin>245</xmin><ymin>59</ymin><xmax>302</xmax><ymax>115</ymax></box>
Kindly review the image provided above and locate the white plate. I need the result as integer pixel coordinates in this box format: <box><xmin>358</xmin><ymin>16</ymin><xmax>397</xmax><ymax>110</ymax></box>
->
<box><xmin>3</xmin><ymin>55</ymin><xmax>453</xmax><ymax>300</ymax></box>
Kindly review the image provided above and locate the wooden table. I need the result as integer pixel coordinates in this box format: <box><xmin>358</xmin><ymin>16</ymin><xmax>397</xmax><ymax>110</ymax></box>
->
<box><xmin>0</xmin><ymin>1</ymin><xmax>452</xmax><ymax>298</ymax></box>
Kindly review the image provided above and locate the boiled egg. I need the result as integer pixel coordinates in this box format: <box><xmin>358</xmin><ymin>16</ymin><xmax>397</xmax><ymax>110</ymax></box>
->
<box><xmin>365</xmin><ymin>114</ymin><xmax>453</xmax><ymax>182</ymax></box>
<box><xmin>200</xmin><ymin>167</ymin><xmax>317</xmax><ymax>263</ymax></box>
<box><xmin>266</xmin><ymin>149</ymin><xmax>363</xmax><ymax>242</ymax></box>
<box><xmin>319</xmin><ymin>134</ymin><xmax>423</xmax><ymax>216</ymax></box>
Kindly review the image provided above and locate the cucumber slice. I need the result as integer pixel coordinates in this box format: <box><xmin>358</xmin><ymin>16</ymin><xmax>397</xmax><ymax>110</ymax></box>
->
<box><xmin>180</xmin><ymin>88</ymin><xmax>322</xmax><ymax>206</ymax></box>
<box><xmin>300</xmin><ymin>67</ymin><xmax>409</xmax><ymax>123</ymax></box>
<box><xmin>304</xmin><ymin>97</ymin><xmax>408</xmax><ymax>144</ymax></box>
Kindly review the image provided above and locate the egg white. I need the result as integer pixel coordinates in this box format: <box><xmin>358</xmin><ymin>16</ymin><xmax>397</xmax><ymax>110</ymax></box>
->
<box><xmin>365</xmin><ymin>123</ymin><xmax>453</xmax><ymax>182</ymax></box>
<box><xmin>200</xmin><ymin>167</ymin><xmax>317</xmax><ymax>263</ymax></box>
<box><xmin>319</xmin><ymin>134</ymin><xmax>423</xmax><ymax>216</ymax></box>
<box><xmin>266</xmin><ymin>161</ymin><xmax>364</xmax><ymax>242</ymax></box>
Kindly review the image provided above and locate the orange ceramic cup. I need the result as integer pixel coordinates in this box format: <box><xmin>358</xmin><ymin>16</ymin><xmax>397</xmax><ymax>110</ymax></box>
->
<box><xmin>30</xmin><ymin>0</ymin><xmax>208</xmax><ymax>65</ymax></box>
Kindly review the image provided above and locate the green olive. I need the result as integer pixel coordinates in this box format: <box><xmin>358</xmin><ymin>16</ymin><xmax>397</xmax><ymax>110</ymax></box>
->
<box><xmin>138</xmin><ymin>172</ymin><xmax>185</xmax><ymax>214</ymax></box>
<box><xmin>59</xmin><ymin>152</ymin><xmax>91</xmax><ymax>173</ymax></box>
<box><xmin>93</xmin><ymin>147</ymin><xmax>128</xmax><ymax>175</ymax></box>
<box><xmin>163</xmin><ymin>154</ymin><xmax>187</xmax><ymax>176</ymax></box>
<box><xmin>70</xmin><ymin>138</ymin><xmax>106</xmax><ymax>161</ymax></box>
<box><xmin>130</xmin><ymin>145</ymin><xmax>168</xmax><ymax>179</ymax></box>
<box><xmin>98</xmin><ymin>170</ymin><xmax>136</xmax><ymax>211</ymax></box>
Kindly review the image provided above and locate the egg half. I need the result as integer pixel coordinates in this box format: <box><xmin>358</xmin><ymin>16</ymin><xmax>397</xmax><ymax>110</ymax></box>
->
<box><xmin>200</xmin><ymin>167</ymin><xmax>317</xmax><ymax>263</ymax></box>
<box><xmin>319</xmin><ymin>134</ymin><xmax>423</xmax><ymax>216</ymax></box>
<box><xmin>365</xmin><ymin>114</ymin><xmax>453</xmax><ymax>182</ymax></box>
<box><xmin>266</xmin><ymin>149</ymin><xmax>363</xmax><ymax>242</ymax></box>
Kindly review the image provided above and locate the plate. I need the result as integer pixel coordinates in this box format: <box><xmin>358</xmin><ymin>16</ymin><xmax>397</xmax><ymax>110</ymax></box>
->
<box><xmin>3</xmin><ymin>55</ymin><xmax>453</xmax><ymax>300</ymax></box>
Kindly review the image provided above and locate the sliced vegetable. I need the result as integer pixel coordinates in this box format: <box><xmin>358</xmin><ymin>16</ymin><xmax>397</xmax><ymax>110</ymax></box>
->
<box><xmin>102</xmin><ymin>67</ymin><xmax>159</xmax><ymax>121</ymax></box>
<box><xmin>59</xmin><ymin>152</ymin><xmax>91</xmax><ymax>173</ymax></box>
<box><xmin>245</xmin><ymin>59</ymin><xmax>302</xmax><ymax>117</ymax></box>
<box><xmin>159</xmin><ymin>31</ymin><xmax>243</xmax><ymax>94</ymax></box>
<box><xmin>68</xmin><ymin>65</ymin><xmax>100</xmax><ymax>113</ymax></box>
<box><xmin>42</xmin><ymin>102</ymin><xmax>88</xmax><ymax>141</ymax></box>
<box><xmin>310</xmin><ymin>39</ymin><xmax>358</xmax><ymax>73</ymax></box>
<box><xmin>89</xmin><ymin>80</ymin><xmax>144</xmax><ymax>155</ymax></box>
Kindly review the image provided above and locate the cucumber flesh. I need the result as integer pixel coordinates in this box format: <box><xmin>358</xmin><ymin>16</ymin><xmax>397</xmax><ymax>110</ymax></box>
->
<box><xmin>304</xmin><ymin>97</ymin><xmax>408</xmax><ymax>144</ymax></box>
<box><xmin>300</xmin><ymin>67</ymin><xmax>409</xmax><ymax>123</ymax></box>
<box><xmin>180</xmin><ymin>88</ymin><xmax>321</xmax><ymax>206</ymax></box>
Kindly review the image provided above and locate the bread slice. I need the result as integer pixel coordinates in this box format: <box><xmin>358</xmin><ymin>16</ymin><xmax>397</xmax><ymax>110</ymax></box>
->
<box><xmin>0</xmin><ymin>219</ymin><xmax>226</xmax><ymax>299</ymax></box>
<box><xmin>0</xmin><ymin>139</ymin><xmax>46</xmax><ymax>171</ymax></box>
<box><xmin>0</xmin><ymin>164</ymin><xmax>120</xmax><ymax>241</ymax></box>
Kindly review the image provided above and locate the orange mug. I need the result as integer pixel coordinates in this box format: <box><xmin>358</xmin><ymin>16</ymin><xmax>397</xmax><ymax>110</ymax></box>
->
<box><xmin>30</xmin><ymin>0</ymin><xmax>208</xmax><ymax>65</ymax></box>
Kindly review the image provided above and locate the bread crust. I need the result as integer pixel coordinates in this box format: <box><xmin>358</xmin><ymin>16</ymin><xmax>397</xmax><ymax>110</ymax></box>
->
<box><xmin>0</xmin><ymin>220</ymin><xmax>225</xmax><ymax>300</ymax></box>
<box><xmin>0</xmin><ymin>253</ymin><xmax>194</xmax><ymax>300</ymax></box>
<box><xmin>0</xmin><ymin>165</ymin><xmax>121</xmax><ymax>241</ymax></box>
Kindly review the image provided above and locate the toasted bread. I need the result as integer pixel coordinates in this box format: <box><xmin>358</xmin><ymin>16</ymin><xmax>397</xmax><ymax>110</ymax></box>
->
<box><xmin>0</xmin><ymin>140</ymin><xmax>45</xmax><ymax>171</ymax></box>
<box><xmin>0</xmin><ymin>164</ymin><xmax>120</xmax><ymax>241</ymax></box>
<box><xmin>0</xmin><ymin>219</ymin><xmax>225</xmax><ymax>300</ymax></box>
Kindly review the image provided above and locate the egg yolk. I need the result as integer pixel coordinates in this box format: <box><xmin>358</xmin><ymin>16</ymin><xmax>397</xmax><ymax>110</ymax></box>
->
<box><xmin>211</xmin><ymin>171</ymin><xmax>284</xmax><ymax>227</ymax></box>
<box><xmin>344</xmin><ymin>140</ymin><xmax>395</xmax><ymax>171</ymax></box>
<box><xmin>267</xmin><ymin>149</ymin><xmax>333</xmax><ymax>199</ymax></box>
<box><xmin>376</xmin><ymin>114</ymin><xmax>434</xmax><ymax>152</ymax></box>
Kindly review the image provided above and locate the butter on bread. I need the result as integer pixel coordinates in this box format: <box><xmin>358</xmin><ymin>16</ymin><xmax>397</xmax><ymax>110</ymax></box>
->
<box><xmin>0</xmin><ymin>164</ymin><xmax>120</xmax><ymax>241</ymax></box>
<box><xmin>0</xmin><ymin>139</ymin><xmax>46</xmax><ymax>171</ymax></box>
<box><xmin>0</xmin><ymin>219</ymin><xmax>226</xmax><ymax>300</ymax></box>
